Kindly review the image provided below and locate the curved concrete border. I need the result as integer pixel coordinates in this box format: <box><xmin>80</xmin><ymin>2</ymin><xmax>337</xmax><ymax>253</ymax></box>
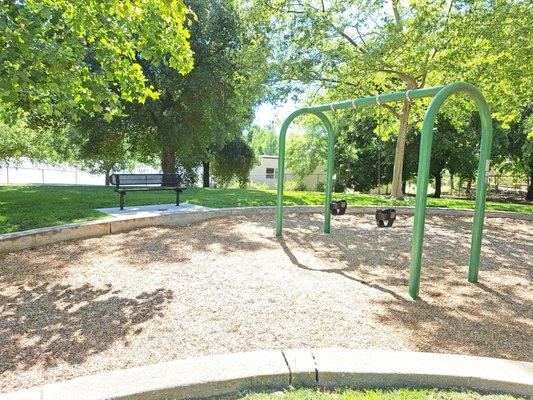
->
<box><xmin>1</xmin><ymin>348</ymin><xmax>531</xmax><ymax>399</ymax></box>
<box><xmin>1</xmin><ymin>205</ymin><xmax>532</xmax><ymax>254</ymax></box>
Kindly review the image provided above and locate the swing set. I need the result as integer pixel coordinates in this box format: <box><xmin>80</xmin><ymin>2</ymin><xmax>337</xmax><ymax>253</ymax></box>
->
<box><xmin>275</xmin><ymin>82</ymin><xmax>493</xmax><ymax>298</ymax></box>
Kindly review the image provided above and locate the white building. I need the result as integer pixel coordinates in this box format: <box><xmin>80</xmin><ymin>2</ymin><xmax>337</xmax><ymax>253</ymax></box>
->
<box><xmin>249</xmin><ymin>155</ymin><xmax>326</xmax><ymax>190</ymax></box>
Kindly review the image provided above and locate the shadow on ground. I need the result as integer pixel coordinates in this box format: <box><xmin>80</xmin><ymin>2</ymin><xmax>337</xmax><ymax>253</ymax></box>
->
<box><xmin>0</xmin><ymin>213</ymin><xmax>531</xmax><ymax>391</ymax></box>
<box><xmin>278</xmin><ymin>214</ymin><xmax>532</xmax><ymax>360</ymax></box>
<box><xmin>0</xmin><ymin>283</ymin><xmax>173</xmax><ymax>374</ymax></box>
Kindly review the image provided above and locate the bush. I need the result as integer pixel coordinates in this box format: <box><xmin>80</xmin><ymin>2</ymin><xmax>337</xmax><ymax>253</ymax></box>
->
<box><xmin>315</xmin><ymin>181</ymin><xmax>325</xmax><ymax>192</ymax></box>
<box><xmin>286</xmin><ymin>180</ymin><xmax>307</xmax><ymax>191</ymax></box>
<box><xmin>212</xmin><ymin>138</ymin><xmax>257</xmax><ymax>188</ymax></box>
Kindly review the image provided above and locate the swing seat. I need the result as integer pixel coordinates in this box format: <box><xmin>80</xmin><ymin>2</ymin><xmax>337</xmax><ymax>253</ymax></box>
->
<box><xmin>330</xmin><ymin>200</ymin><xmax>347</xmax><ymax>215</ymax></box>
<box><xmin>375</xmin><ymin>208</ymin><xmax>396</xmax><ymax>228</ymax></box>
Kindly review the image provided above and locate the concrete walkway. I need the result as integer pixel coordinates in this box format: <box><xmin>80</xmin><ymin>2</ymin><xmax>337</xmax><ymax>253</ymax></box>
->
<box><xmin>1</xmin><ymin>348</ymin><xmax>531</xmax><ymax>400</ymax></box>
<box><xmin>97</xmin><ymin>202</ymin><xmax>213</xmax><ymax>218</ymax></box>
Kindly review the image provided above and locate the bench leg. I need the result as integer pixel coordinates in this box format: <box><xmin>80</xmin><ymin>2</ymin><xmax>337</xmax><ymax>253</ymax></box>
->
<box><xmin>119</xmin><ymin>192</ymin><xmax>126</xmax><ymax>210</ymax></box>
<box><xmin>175</xmin><ymin>190</ymin><xmax>180</xmax><ymax>206</ymax></box>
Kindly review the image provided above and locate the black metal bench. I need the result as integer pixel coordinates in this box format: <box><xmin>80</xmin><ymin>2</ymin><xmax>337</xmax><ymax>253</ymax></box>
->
<box><xmin>109</xmin><ymin>174</ymin><xmax>185</xmax><ymax>210</ymax></box>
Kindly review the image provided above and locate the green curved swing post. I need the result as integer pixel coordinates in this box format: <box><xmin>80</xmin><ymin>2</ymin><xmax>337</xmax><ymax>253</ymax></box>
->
<box><xmin>275</xmin><ymin>82</ymin><xmax>493</xmax><ymax>298</ymax></box>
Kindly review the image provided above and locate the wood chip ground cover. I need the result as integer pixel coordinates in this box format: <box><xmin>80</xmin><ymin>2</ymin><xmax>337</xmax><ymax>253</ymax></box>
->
<box><xmin>0</xmin><ymin>214</ymin><xmax>531</xmax><ymax>393</ymax></box>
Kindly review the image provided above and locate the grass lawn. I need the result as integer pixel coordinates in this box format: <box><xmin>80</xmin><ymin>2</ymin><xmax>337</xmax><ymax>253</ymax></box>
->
<box><xmin>0</xmin><ymin>184</ymin><xmax>532</xmax><ymax>234</ymax></box>
<box><xmin>238</xmin><ymin>388</ymin><xmax>520</xmax><ymax>399</ymax></box>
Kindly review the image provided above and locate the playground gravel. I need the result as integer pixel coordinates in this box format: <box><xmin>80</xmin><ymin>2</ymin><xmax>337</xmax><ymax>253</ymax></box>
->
<box><xmin>0</xmin><ymin>213</ymin><xmax>532</xmax><ymax>393</ymax></box>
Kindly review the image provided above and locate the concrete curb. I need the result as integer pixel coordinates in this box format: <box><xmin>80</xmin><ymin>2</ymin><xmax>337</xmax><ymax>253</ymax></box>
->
<box><xmin>1</xmin><ymin>349</ymin><xmax>531</xmax><ymax>399</ymax></box>
<box><xmin>1</xmin><ymin>205</ymin><xmax>532</xmax><ymax>254</ymax></box>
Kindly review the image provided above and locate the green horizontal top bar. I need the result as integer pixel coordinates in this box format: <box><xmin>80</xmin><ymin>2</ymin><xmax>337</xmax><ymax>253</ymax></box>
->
<box><xmin>304</xmin><ymin>85</ymin><xmax>447</xmax><ymax>113</ymax></box>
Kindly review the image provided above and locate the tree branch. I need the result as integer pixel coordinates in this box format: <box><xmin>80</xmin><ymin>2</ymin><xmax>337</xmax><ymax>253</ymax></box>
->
<box><xmin>380</xmin><ymin>103</ymin><xmax>400</xmax><ymax>119</ymax></box>
<box><xmin>309</xmin><ymin>73</ymin><xmax>360</xmax><ymax>87</ymax></box>
<box><xmin>378</xmin><ymin>68</ymin><xmax>418</xmax><ymax>88</ymax></box>
<box><xmin>420</xmin><ymin>0</ymin><xmax>455</xmax><ymax>86</ymax></box>
<box><xmin>391</xmin><ymin>0</ymin><xmax>403</xmax><ymax>30</ymax></box>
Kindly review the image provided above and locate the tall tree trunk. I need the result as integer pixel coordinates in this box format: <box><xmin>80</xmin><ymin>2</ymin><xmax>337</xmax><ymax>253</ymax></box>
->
<box><xmin>390</xmin><ymin>99</ymin><xmax>412</xmax><ymax>199</ymax></box>
<box><xmin>401</xmin><ymin>180</ymin><xmax>407</xmax><ymax>195</ymax></box>
<box><xmin>202</xmin><ymin>161</ymin><xmax>210</xmax><ymax>188</ymax></box>
<box><xmin>105</xmin><ymin>170</ymin><xmax>111</xmax><ymax>186</ymax></box>
<box><xmin>527</xmin><ymin>174</ymin><xmax>533</xmax><ymax>201</ymax></box>
<box><xmin>449</xmin><ymin>173</ymin><xmax>454</xmax><ymax>193</ymax></box>
<box><xmin>466</xmin><ymin>178</ymin><xmax>473</xmax><ymax>197</ymax></box>
<box><xmin>434</xmin><ymin>172</ymin><xmax>442</xmax><ymax>198</ymax></box>
<box><xmin>161</xmin><ymin>147</ymin><xmax>176</xmax><ymax>175</ymax></box>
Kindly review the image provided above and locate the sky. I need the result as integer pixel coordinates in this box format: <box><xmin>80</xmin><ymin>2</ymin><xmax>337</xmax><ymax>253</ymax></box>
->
<box><xmin>252</xmin><ymin>97</ymin><xmax>299</xmax><ymax>129</ymax></box>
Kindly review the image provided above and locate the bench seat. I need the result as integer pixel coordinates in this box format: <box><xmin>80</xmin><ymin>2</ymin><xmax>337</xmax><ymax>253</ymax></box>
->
<box><xmin>109</xmin><ymin>173</ymin><xmax>185</xmax><ymax>210</ymax></box>
<box><xmin>114</xmin><ymin>186</ymin><xmax>183</xmax><ymax>193</ymax></box>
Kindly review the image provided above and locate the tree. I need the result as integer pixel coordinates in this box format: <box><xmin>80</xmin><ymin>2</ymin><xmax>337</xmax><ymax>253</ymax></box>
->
<box><xmin>70</xmin><ymin>116</ymin><xmax>136</xmax><ymax>184</ymax></box>
<box><xmin>121</xmin><ymin>0</ymin><xmax>271</xmax><ymax>175</ymax></box>
<box><xmin>402</xmin><ymin>114</ymin><xmax>509</xmax><ymax>198</ymax></box>
<box><xmin>0</xmin><ymin>0</ymin><xmax>193</xmax><ymax>119</ymax></box>
<box><xmin>403</xmin><ymin>117</ymin><xmax>460</xmax><ymax>198</ymax></box>
<box><xmin>286</xmin><ymin>129</ymin><xmax>325</xmax><ymax>184</ymax></box>
<box><xmin>504</xmin><ymin>105</ymin><xmax>533</xmax><ymax>200</ymax></box>
<box><xmin>0</xmin><ymin>117</ymin><xmax>42</xmax><ymax>163</ymax></box>
<box><xmin>253</xmin><ymin>0</ymin><xmax>532</xmax><ymax>199</ymax></box>
<box><xmin>0</xmin><ymin>108</ymin><xmax>67</xmax><ymax>164</ymax></box>
<box><xmin>333</xmin><ymin>115</ymin><xmax>394</xmax><ymax>193</ymax></box>
<box><xmin>245</xmin><ymin>125</ymin><xmax>278</xmax><ymax>156</ymax></box>
<box><xmin>211</xmin><ymin>138</ymin><xmax>257</xmax><ymax>188</ymax></box>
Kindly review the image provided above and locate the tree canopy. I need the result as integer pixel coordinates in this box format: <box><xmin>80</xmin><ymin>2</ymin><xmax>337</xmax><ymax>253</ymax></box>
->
<box><xmin>252</xmin><ymin>0</ymin><xmax>533</xmax><ymax>198</ymax></box>
<box><xmin>245</xmin><ymin>125</ymin><xmax>278</xmax><ymax>156</ymax></box>
<box><xmin>106</xmin><ymin>0</ymin><xmax>272</xmax><ymax>174</ymax></box>
<box><xmin>0</xmin><ymin>0</ymin><xmax>193</xmax><ymax>119</ymax></box>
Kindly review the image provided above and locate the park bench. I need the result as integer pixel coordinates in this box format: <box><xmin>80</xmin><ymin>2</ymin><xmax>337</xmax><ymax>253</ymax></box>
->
<box><xmin>109</xmin><ymin>173</ymin><xmax>185</xmax><ymax>210</ymax></box>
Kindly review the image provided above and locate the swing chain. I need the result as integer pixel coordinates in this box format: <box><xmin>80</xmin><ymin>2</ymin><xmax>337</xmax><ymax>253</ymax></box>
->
<box><xmin>351</xmin><ymin>99</ymin><xmax>357</xmax><ymax>111</ymax></box>
<box><xmin>376</xmin><ymin>94</ymin><xmax>382</xmax><ymax>106</ymax></box>
<box><xmin>329</xmin><ymin>103</ymin><xmax>337</xmax><ymax>113</ymax></box>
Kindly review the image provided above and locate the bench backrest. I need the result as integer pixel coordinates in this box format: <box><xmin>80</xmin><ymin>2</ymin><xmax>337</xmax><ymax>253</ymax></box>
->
<box><xmin>109</xmin><ymin>174</ymin><xmax>180</xmax><ymax>187</ymax></box>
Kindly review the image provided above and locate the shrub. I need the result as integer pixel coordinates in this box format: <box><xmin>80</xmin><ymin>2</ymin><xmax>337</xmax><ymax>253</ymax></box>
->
<box><xmin>286</xmin><ymin>180</ymin><xmax>307</xmax><ymax>191</ymax></box>
<box><xmin>212</xmin><ymin>138</ymin><xmax>257</xmax><ymax>188</ymax></box>
<box><xmin>315</xmin><ymin>181</ymin><xmax>325</xmax><ymax>192</ymax></box>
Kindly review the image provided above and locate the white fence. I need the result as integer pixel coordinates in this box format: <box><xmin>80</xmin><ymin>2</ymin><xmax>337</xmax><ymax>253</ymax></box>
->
<box><xmin>0</xmin><ymin>164</ymin><xmax>105</xmax><ymax>185</ymax></box>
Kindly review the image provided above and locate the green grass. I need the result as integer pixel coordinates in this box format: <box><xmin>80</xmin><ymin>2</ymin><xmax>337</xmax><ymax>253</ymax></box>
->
<box><xmin>0</xmin><ymin>185</ymin><xmax>531</xmax><ymax>234</ymax></box>
<box><xmin>237</xmin><ymin>388</ymin><xmax>521</xmax><ymax>400</ymax></box>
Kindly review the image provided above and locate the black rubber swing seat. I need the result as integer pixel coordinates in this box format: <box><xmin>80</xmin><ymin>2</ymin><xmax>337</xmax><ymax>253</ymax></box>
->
<box><xmin>330</xmin><ymin>200</ymin><xmax>347</xmax><ymax>215</ymax></box>
<box><xmin>375</xmin><ymin>208</ymin><xmax>396</xmax><ymax>228</ymax></box>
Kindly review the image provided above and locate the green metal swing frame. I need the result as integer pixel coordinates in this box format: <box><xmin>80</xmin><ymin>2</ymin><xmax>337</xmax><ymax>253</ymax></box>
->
<box><xmin>275</xmin><ymin>82</ymin><xmax>493</xmax><ymax>298</ymax></box>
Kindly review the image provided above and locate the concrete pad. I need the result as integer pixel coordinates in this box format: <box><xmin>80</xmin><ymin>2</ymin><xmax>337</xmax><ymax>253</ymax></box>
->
<box><xmin>312</xmin><ymin>348</ymin><xmax>533</xmax><ymax>397</ymax></box>
<box><xmin>97</xmin><ymin>203</ymin><xmax>212</xmax><ymax>218</ymax></box>
<box><xmin>283</xmin><ymin>348</ymin><xmax>317</xmax><ymax>387</ymax></box>
<box><xmin>39</xmin><ymin>350</ymin><xmax>289</xmax><ymax>400</ymax></box>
